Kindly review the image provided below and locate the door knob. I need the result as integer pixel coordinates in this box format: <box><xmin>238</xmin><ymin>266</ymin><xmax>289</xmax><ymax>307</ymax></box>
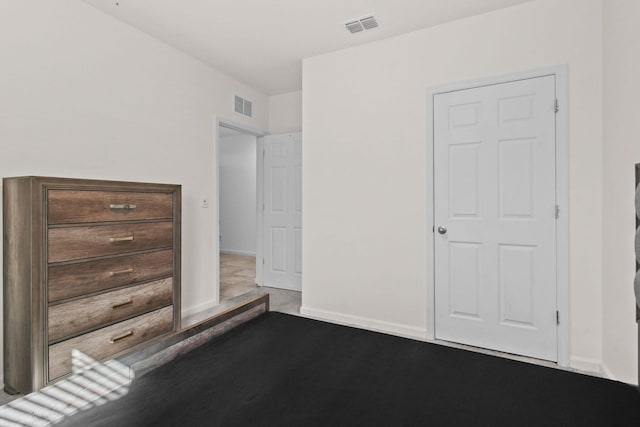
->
<box><xmin>437</xmin><ymin>226</ymin><xmax>447</xmax><ymax>235</ymax></box>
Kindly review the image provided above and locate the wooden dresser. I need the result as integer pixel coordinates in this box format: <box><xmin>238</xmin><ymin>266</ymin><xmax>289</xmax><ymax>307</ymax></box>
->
<box><xmin>3</xmin><ymin>176</ymin><xmax>181</xmax><ymax>394</ymax></box>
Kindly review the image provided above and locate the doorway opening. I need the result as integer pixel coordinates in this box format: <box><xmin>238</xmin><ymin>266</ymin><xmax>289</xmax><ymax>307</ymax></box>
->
<box><xmin>216</xmin><ymin>120</ymin><xmax>303</xmax><ymax>312</ymax></box>
<box><xmin>218</xmin><ymin>124</ymin><xmax>259</xmax><ymax>301</ymax></box>
<box><xmin>217</xmin><ymin>121</ymin><xmax>264</xmax><ymax>304</ymax></box>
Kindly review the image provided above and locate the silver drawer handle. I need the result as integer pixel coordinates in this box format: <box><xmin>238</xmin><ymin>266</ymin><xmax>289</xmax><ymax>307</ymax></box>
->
<box><xmin>109</xmin><ymin>236</ymin><xmax>134</xmax><ymax>243</ymax></box>
<box><xmin>110</xmin><ymin>330</ymin><xmax>134</xmax><ymax>343</ymax></box>
<box><xmin>109</xmin><ymin>268</ymin><xmax>134</xmax><ymax>277</ymax></box>
<box><xmin>112</xmin><ymin>299</ymin><xmax>133</xmax><ymax>310</ymax></box>
<box><xmin>109</xmin><ymin>204</ymin><xmax>137</xmax><ymax>210</ymax></box>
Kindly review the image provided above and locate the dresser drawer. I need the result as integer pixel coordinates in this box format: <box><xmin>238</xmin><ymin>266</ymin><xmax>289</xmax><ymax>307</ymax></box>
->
<box><xmin>48</xmin><ymin>221</ymin><xmax>173</xmax><ymax>263</ymax></box>
<box><xmin>48</xmin><ymin>190</ymin><xmax>173</xmax><ymax>225</ymax></box>
<box><xmin>48</xmin><ymin>249</ymin><xmax>173</xmax><ymax>302</ymax></box>
<box><xmin>48</xmin><ymin>278</ymin><xmax>173</xmax><ymax>342</ymax></box>
<box><xmin>48</xmin><ymin>305</ymin><xmax>173</xmax><ymax>380</ymax></box>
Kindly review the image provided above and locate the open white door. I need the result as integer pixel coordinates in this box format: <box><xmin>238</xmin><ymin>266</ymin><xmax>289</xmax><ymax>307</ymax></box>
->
<box><xmin>262</xmin><ymin>133</ymin><xmax>302</xmax><ymax>291</ymax></box>
<box><xmin>434</xmin><ymin>75</ymin><xmax>558</xmax><ymax>361</ymax></box>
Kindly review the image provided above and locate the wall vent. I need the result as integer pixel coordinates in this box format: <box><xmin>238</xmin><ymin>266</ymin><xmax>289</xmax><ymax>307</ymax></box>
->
<box><xmin>345</xmin><ymin>15</ymin><xmax>378</xmax><ymax>34</ymax></box>
<box><xmin>234</xmin><ymin>95</ymin><xmax>253</xmax><ymax>117</ymax></box>
<box><xmin>345</xmin><ymin>20</ymin><xmax>364</xmax><ymax>34</ymax></box>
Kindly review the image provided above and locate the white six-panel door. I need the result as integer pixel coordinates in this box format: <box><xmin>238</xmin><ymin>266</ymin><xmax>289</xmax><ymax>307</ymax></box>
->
<box><xmin>262</xmin><ymin>133</ymin><xmax>302</xmax><ymax>291</ymax></box>
<box><xmin>434</xmin><ymin>76</ymin><xmax>558</xmax><ymax>361</ymax></box>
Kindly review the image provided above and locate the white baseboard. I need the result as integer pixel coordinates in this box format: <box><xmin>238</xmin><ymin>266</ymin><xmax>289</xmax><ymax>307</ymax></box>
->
<box><xmin>570</xmin><ymin>356</ymin><xmax>604</xmax><ymax>377</ymax></box>
<box><xmin>220</xmin><ymin>249</ymin><xmax>256</xmax><ymax>257</ymax></box>
<box><xmin>181</xmin><ymin>298</ymin><xmax>218</xmax><ymax>318</ymax></box>
<box><xmin>600</xmin><ymin>362</ymin><xmax>615</xmax><ymax>380</ymax></box>
<box><xmin>299</xmin><ymin>306</ymin><xmax>426</xmax><ymax>340</ymax></box>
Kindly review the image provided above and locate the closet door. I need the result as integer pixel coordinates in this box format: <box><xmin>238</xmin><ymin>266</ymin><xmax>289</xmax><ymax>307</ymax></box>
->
<box><xmin>433</xmin><ymin>76</ymin><xmax>558</xmax><ymax>361</ymax></box>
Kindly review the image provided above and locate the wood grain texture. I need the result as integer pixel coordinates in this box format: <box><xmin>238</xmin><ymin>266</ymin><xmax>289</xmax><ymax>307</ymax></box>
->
<box><xmin>48</xmin><ymin>278</ymin><xmax>173</xmax><ymax>342</ymax></box>
<box><xmin>4</xmin><ymin>176</ymin><xmax>181</xmax><ymax>393</ymax></box>
<box><xmin>636</xmin><ymin>165</ymin><xmax>640</xmax><ymax>323</ymax></box>
<box><xmin>172</xmin><ymin>188</ymin><xmax>182</xmax><ymax>332</ymax></box>
<box><xmin>130</xmin><ymin>304</ymin><xmax>266</xmax><ymax>377</ymax></box>
<box><xmin>48</xmin><ymin>249</ymin><xmax>173</xmax><ymax>302</ymax></box>
<box><xmin>48</xmin><ymin>190</ymin><xmax>173</xmax><ymax>225</ymax></box>
<box><xmin>48</xmin><ymin>306</ymin><xmax>174</xmax><ymax>380</ymax></box>
<box><xmin>3</xmin><ymin>178</ymin><xmax>37</xmax><ymax>393</ymax></box>
<box><xmin>48</xmin><ymin>221</ymin><xmax>173</xmax><ymax>263</ymax></box>
<box><xmin>119</xmin><ymin>293</ymin><xmax>269</xmax><ymax>370</ymax></box>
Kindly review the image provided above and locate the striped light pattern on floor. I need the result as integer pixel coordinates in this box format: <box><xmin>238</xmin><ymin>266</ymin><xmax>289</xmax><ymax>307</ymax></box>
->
<box><xmin>0</xmin><ymin>350</ymin><xmax>133</xmax><ymax>426</ymax></box>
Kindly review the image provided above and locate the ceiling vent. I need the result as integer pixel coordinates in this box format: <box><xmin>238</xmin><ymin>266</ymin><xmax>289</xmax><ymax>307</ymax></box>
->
<box><xmin>345</xmin><ymin>20</ymin><xmax>364</xmax><ymax>34</ymax></box>
<box><xmin>345</xmin><ymin>15</ymin><xmax>378</xmax><ymax>34</ymax></box>
<box><xmin>234</xmin><ymin>95</ymin><xmax>253</xmax><ymax>118</ymax></box>
<box><xmin>360</xmin><ymin>16</ymin><xmax>379</xmax><ymax>30</ymax></box>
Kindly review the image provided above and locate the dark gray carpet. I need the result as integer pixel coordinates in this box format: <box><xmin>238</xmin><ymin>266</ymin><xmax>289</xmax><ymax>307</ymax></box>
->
<box><xmin>59</xmin><ymin>312</ymin><xmax>640</xmax><ymax>426</ymax></box>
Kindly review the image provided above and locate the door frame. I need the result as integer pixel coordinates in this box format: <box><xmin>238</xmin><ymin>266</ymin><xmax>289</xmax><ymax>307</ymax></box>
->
<box><xmin>214</xmin><ymin>117</ymin><xmax>267</xmax><ymax>303</ymax></box>
<box><xmin>425</xmin><ymin>65</ymin><xmax>569</xmax><ymax>366</ymax></box>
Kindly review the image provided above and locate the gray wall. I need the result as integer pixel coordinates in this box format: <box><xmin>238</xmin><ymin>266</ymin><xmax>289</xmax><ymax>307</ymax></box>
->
<box><xmin>220</xmin><ymin>134</ymin><xmax>257</xmax><ymax>256</ymax></box>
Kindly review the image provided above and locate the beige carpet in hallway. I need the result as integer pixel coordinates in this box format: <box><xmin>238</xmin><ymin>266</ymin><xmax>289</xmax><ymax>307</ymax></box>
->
<box><xmin>218</xmin><ymin>253</ymin><xmax>301</xmax><ymax>314</ymax></box>
<box><xmin>220</xmin><ymin>253</ymin><xmax>257</xmax><ymax>300</ymax></box>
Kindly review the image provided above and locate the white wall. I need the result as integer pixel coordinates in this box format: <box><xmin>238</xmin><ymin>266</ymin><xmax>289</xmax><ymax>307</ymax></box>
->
<box><xmin>269</xmin><ymin>91</ymin><xmax>303</xmax><ymax>134</ymax></box>
<box><xmin>0</xmin><ymin>0</ymin><xmax>268</xmax><ymax>382</ymax></box>
<box><xmin>602</xmin><ymin>0</ymin><xmax>640</xmax><ymax>383</ymax></box>
<box><xmin>302</xmin><ymin>0</ymin><xmax>614</xmax><ymax>378</ymax></box>
<box><xmin>220</xmin><ymin>134</ymin><xmax>257</xmax><ymax>255</ymax></box>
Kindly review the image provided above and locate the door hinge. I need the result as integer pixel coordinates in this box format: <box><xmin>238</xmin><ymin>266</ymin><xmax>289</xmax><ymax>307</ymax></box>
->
<box><xmin>555</xmin><ymin>205</ymin><xmax>560</xmax><ymax>219</ymax></box>
<box><xmin>556</xmin><ymin>310</ymin><xmax>560</xmax><ymax>325</ymax></box>
<box><xmin>554</xmin><ymin>98</ymin><xmax>559</xmax><ymax>113</ymax></box>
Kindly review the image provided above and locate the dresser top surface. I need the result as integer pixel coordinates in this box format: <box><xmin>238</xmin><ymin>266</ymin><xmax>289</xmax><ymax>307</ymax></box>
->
<box><xmin>3</xmin><ymin>176</ymin><xmax>181</xmax><ymax>192</ymax></box>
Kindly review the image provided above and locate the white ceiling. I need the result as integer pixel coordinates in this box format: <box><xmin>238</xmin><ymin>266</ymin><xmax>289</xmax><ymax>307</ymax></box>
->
<box><xmin>83</xmin><ymin>0</ymin><xmax>533</xmax><ymax>95</ymax></box>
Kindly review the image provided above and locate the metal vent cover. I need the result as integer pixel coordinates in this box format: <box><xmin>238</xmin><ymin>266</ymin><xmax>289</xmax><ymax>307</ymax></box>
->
<box><xmin>345</xmin><ymin>20</ymin><xmax>364</xmax><ymax>33</ymax></box>
<box><xmin>234</xmin><ymin>95</ymin><xmax>252</xmax><ymax>117</ymax></box>
<box><xmin>345</xmin><ymin>15</ymin><xmax>378</xmax><ymax>34</ymax></box>
<box><xmin>360</xmin><ymin>16</ymin><xmax>378</xmax><ymax>30</ymax></box>
<box><xmin>234</xmin><ymin>96</ymin><xmax>244</xmax><ymax>114</ymax></box>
